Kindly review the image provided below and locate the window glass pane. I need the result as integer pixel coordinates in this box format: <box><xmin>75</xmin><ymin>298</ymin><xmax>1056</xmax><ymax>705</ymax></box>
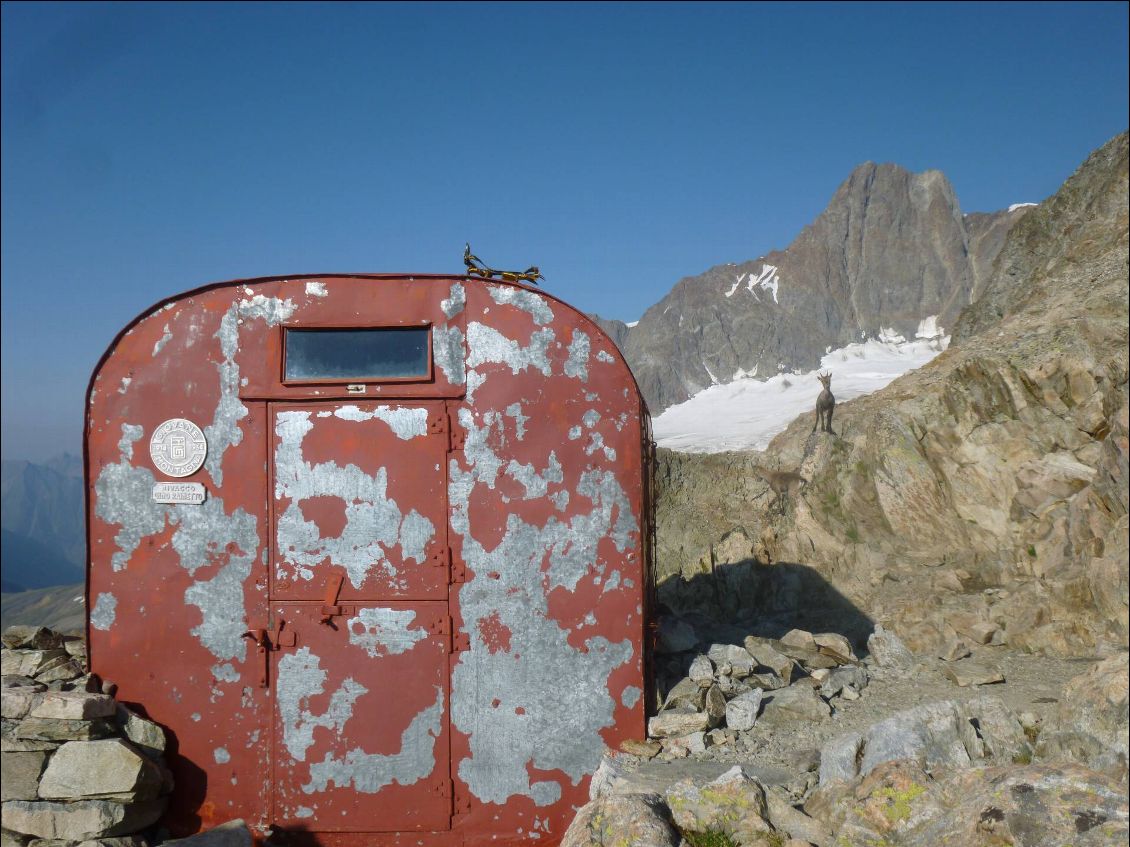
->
<box><xmin>285</xmin><ymin>328</ymin><xmax>430</xmax><ymax>380</ymax></box>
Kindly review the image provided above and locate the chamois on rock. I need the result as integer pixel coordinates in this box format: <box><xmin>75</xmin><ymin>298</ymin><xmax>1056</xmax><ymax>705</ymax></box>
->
<box><xmin>813</xmin><ymin>371</ymin><xmax>835</xmax><ymax>435</ymax></box>
<box><xmin>753</xmin><ymin>466</ymin><xmax>807</xmax><ymax>514</ymax></box>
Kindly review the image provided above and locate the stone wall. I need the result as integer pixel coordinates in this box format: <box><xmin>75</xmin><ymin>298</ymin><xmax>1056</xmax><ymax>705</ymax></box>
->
<box><xmin>2</xmin><ymin>626</ymin><xmax>170</xmax><ymax>847</ymax></box>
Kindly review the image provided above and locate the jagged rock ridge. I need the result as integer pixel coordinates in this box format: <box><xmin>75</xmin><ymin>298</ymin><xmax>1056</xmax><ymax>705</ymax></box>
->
<box><xmin>605</xmin><ymin>163</ymin><xmax>1030</xmax><ymax>413</ymax></box>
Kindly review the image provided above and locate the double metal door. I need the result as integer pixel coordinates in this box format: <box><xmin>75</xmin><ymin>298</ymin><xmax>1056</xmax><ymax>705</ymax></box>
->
<box><xmin>266</xmin><ymin>400</ymin><xmax>455</xmax><ymax>833</ymax></box>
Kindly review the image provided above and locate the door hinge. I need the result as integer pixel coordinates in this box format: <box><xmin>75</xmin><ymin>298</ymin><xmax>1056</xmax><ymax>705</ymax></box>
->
<box><xmin>427</xmin><ymin>616</ymin><xmax>470</xmax><ymax>654</ymax></box>
<box><xmin>452</xmin><ymin>785</ymin><xmax>472</xmax><ymax>821</ymax></box>
<box><xmin>450</xmin><ymin>553</ymin><xmax>467</xmax><ymax>585</ymax></box>
<box><xmin>447</xmin><ymin>408</ymin><xmax>465</xmax><ymax>452</ymax></box>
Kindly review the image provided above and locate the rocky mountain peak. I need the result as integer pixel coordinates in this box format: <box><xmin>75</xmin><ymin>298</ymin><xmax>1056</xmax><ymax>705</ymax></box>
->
<box><xmin>614</xmin><ymin>160</ymin><xmax>1031</xmax><ymax>413</ymax></box>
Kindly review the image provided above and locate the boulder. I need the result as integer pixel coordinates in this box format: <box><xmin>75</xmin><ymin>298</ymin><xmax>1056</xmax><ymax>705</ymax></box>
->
<box><xmin>866</xmin><ymin>625</ymin><xmax>915</xmax><ymax>669</ymax></box>
<box><xmin>1</xmin><ymin>750</ymin><xmax>48</xmax><ymax>802</ymax></box>
<box><xmin>780</xmin><ymin>629</ymin><xmax>816</xmax><ymax>651</ymax></box>
<box><xmin>1</xmin><ymin>687</ymin><xmax>44</xmax><ymax>721</ymax></box>
<box><xmin>0</xmin><ymin>798</ymin><xmax>166</xmax><ymax>840</ymax></box>
<box><xmin>703</xmin><ymin>685</ymin><xmax>727</xmax><ymax>725</ymax></box>
<box><xmin>1041</xmin><ymin>652</ymin><xmax>1129</xmax><ymax>778</ymax></box>
<box><xmin>115</xmin><ymin>705</ymin><xmax>166</xmax><ymax>758</ymax></box>
<box><xmin>620</xmin><ymin>739</ymin><xmax>661</xmax><ymax>759</ymax></box>
<box><xmin>708</xmin><ymin>644</ymin><xmax>754</xmax><ymax>677</ymax></box>
<box><xmin>648</xmin><ymin>709</ymin><xmax>710</xmax><ymax>739</ymax></box>
<box><xmin>561</xmin><ymin>794</ymin><xmax>680</xmax><ymax>847</ymax></box>
<box><xmin>38</xmin><ymin>740</ymin><xmax>164</xmax><ymax>801</ymax></box>
<box><xmin>688</xmin><ymin>655</ymin><xmax>714</xmax><ymax>687</ymax></box>
<box><xmin>766</xmin><ymin>786</ymin><xmax>832</xmax><ymax>847</ymax></box>
<box><xmin>1</xmin><ymin>652</ymin><xmax>68</xmax><ymax>679</ymax></box>
<box><xmin>819</xmin><ymin>666</ymin><xmax>870</xmax><ymax>699</ymax></box>
<box><xmin>760</xmin><ymin>684</ymin><xmax>831</xmax><ymax>725</ymax></box>
<box><xmin>159</xmin><ymin>819</ymin><xmax>253</xmax><ymax>847</ymax></box>
<box><xmin>14</xmin><ymin>719</ymin><xmax>117</xmax><ymax>742</ymax></box>
<box><xmin>725</xmin><ymin>689</ymin><xmax>764</xmax><ymax>732</ymax></box>
<box><xmin>664</xmin><ymin>766</ymin><xmax>775</xmax><ymax>845</ymax></box>
<box><xmin>937</xmin><ymin>639</ymin><xmax>971</xmax><ymax>662</ymax></box>
<box><xmin>942</xmin><ymin>660</ymin><xmax>1004</xmax><ymax>687</ymax></box>
<box><xmin>900</xmin><ymin>763</ymin><xmax>1126</xmax><ymax>847</ymax></box>
<box><xmin>813</xmin><ymin>633</ymin><xmax>856</xmax><ymax>663</ymax></box>
<box><xmin>35</xmin><ymin>659</ymin><xmax>86</xmax><ymax>685</ymax></box>
<box><xmin>2</xmin><ymin>628</ymin><xmax>65</xmax><ymax>651</ymax></box>
<box><xmin>661</xmin><ymin>677</ymin><xmax>704</xmax><ymax>711</ymax></box>
<box><xmin>744</xmin><ymin>637</ymin><xmax>795</xmax><ymax>682</ymax></box>
<box><xmin>819</xmin><ymin>697</ymin><xmax>1033</xmax><ymax>786</ymax></box>
<box><xmin>29</xmin><ymin>693</ymin><xmax>116</xmax><ymax>721</ymax></box>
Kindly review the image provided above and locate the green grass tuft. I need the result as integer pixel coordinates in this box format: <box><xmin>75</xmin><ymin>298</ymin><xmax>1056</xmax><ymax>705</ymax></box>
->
<box><xmin>681</xmin><ymin>831</ymin><xmax>740</xmax><ymax>847</ymax></box>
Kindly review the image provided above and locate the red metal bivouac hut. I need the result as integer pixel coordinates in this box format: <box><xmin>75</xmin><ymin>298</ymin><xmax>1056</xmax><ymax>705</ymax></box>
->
<box><xmin>85</xmin><ymin>273</ymin><xmax>653</xmax><ymax>846</ymax></box>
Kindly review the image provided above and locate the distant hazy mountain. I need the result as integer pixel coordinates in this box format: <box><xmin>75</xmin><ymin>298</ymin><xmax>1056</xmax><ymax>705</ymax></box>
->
<box><xmin>0</xmin><ymin>582</ymin><xmax>85</xmax><ymax>634</ymax></box>
<box><xmin>595</xmin><ymin>163</ymin><xmax>1032</xmax><ymax>413</ymax></box>
<box><xmin>1</xmin><ymin>454</ymin><xmax>86</xmax><ymax>591</ymax></box>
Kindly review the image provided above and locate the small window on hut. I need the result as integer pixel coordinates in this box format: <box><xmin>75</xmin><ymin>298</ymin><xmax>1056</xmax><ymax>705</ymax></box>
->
<box><xmin>284</xmin><ymin>327</ymin><xmax>431</xmax><ymax>381</ymax></box>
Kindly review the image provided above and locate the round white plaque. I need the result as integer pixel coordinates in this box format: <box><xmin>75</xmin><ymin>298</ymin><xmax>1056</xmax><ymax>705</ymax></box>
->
<box><xmin>149</xmin><ymin>418</ymin><xmax>208</xmax><ymax>478</ymax></box>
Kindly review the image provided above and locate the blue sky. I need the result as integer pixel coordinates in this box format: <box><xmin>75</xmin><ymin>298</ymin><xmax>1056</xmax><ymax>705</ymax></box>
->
<box><xmin>2</xmin><ymin>1</ymin><xmax>1127</xmax><ymax>460</ymax></box>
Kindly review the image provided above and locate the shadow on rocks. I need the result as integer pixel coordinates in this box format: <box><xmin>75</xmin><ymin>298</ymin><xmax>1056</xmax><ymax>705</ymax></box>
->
<box><xmin>654</xmin><ymin>555</ymin><xmax>874</xmax><ymax>685</ymax></box>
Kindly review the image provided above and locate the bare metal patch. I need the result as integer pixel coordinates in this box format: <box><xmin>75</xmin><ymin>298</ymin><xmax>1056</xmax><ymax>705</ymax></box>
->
<box><xmin>505</xmin><ymin>453</ymin><xmax>564</xmax><ymax>500</ymax></box>
<box><xmin>564</xmin><ymin>331</ymin><xmax>591</xmax><ymax>381</ymax></box>
<box><xmin>205</xmin><ymin>295</ymin><xmax>295</xmax><ymax>486</ymax></box>
<box><xmin>505</xmin><ymin>403</ymin><xmax>529</xmax><ymax>440</ymax></box>
<box><xmin>449</xmin><ymin>409</ymin><xmax>636</xmax><ymax>805</ymax></box>
<box><xmin>96</xmin><ymin>426</ymin><xmax>168</xmax><ymax>572</ymax></box>
<box><xmin>621</xmin><ymin>686</ymin><xmax>642</xmax><ymax>708</ymax></box>
<box><xmin>305</xmin><ymin>281</ymin><xmax>328</xmax><ymax>297</ymax></box>
<box><xmin>90</xmin><ymin>593</ymin><xmax>117</xmax><ymax>631</ymax></box>
<box><xmin>176</xmin><ymin>499</ymin><xmax>259</xmax><ymax>662</ymax></box>
<box><xmin>465</xmin><ymin>323</ymin><xmax>554</xmax><ymax>403</ymax></box>
<box><xmin>487</xmin><ymin>284</ymin><xmax>553</xmax><ymax>325</ymax></box>
<box><xmin>303</xmin><ymin>686</ymin><xmax>443</xmax><ymax>795</ymax></box>
<box><xmin>153</xmin><ymin>324</ymin><xmax>173</xmax><ymax>357</ymax></box>
<box><xmin>331</xmin><ymin>404</ymin><xmax>429</xmax><ymax>439</ymax></box>
<box><xmin>441</xmin><ymin>281</ymin><xmax>466</xmax><ymax>318</ymax></box>
<box><xmin>274</xmin><ymin>410</ymin><xmax>435</xmax><ymax>588</ymax></box>
<box><xmin>277</xmin><ymin>647</ymin><xmax>367</xmax><ymax>762</ymax></box>
<box><xmin>432</xmin><ymin>325</ymin><xmax>466</xmax><ymax>386</ymax></box>
<box><xmin>596</xmin><ymin>349</ymin><xmax>615</xmax><ymax>363</ymax></box>
<box><xmin>347</xmin><ymin>608</ymin><xmax>428</xmax><ymax>657</ymax></box>
<box><xmin>214</xmin><ymin>747</ymin><xmax>231</xmax><ymax>764</ymax></box>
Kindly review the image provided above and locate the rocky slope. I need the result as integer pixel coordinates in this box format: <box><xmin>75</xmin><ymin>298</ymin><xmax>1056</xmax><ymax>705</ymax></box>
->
<box><xmin>606</xmin><ymin>164</ymin><xmax>1030</xmax><ymax>413</ymax></box>
<box><xmin>653</xmin><ymin>131</ymin><xmax>1129</xmax><ymax>659</ymax></box>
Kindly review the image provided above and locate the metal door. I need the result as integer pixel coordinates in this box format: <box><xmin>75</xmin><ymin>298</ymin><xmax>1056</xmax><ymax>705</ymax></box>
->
<box><xmin>268</xmin><ymin>400</ymin><xmax>454</xmax><ymax>832</ymax></box>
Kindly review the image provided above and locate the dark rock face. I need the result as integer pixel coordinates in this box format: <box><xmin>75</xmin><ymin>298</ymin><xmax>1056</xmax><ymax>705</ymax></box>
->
<box><xmin>614</xmin><ymin>164</ymin><xmax>1030</xmax><ymax>413</ymax></box>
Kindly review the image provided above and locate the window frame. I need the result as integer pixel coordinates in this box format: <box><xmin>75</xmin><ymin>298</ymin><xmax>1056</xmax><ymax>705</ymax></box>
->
<box><xmin>279</xmin><ymin>323</ymin><xmax>435</xmax><ymax>386</ymax></box>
